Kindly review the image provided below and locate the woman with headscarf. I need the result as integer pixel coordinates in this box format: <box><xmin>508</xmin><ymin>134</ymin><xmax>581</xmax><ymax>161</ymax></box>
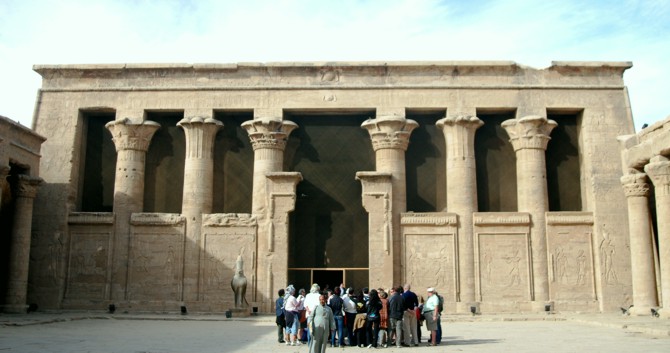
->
<box><xmin>283</xmin><ymin>285</ymin><xmax>301</xmax><ymax>346</ymax></box>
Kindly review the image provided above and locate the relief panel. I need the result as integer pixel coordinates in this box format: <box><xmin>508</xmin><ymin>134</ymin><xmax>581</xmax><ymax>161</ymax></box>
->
<box><xmin>547</xmin><ymin>227</ymin><xmax>596</xmax><ymax>301</ymax></box>
<box><xmin>475</xmin><ymin>233</ymin><xmax>531</xmax><ymax>302</ymax></box>
<box><xmin>127</xmin><ymin>231</ymin><xmax>183</xmax><ymax>300</ymax></box>
<box><xmin>65</xmin><ymin>231</ymin><xmax>111</xmax><ymax>300</ymax></box>
<box><xmin>404</xmin><ymin>233</ymin><xmax>456</xmax><ymax>301</ymax></box>
<box><xmin>201</xmin><ymin>229</ymin><xmax>255</xmax><ymax>303</ymax></box>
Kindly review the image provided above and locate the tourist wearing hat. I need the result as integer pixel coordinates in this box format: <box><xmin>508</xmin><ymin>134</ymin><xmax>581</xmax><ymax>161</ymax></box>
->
<box><xmin>422</xmin><ymin>287</ymin><xmax>440</xmax><ymax>346</ymax></box>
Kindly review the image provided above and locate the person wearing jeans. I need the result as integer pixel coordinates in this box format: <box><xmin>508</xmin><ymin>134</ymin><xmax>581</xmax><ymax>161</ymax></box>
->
<box><xmin>328</xmin><ymin>287</ymin><xmax>345</xmax><ymax>347</ymax></box>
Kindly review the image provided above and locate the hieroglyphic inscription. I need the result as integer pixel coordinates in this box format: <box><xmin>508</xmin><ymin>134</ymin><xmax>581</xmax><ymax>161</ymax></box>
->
<box><xmin>404</xmin><ymin>233</ymin><xmax>456</xmax><ymax>301</ymax></box>
<box><xmin>546</xmin><ymin>223</ymin><xmax>596</xmax><ymax>300</ymax></box>
<box><xmin>65</xmin><ymin>232</ymin><xmax>111</xmax><ymax>300</ymax></box>
<box><xmin>127</xmin><ymin>232</ymin><xmax>183</xmax><ymax>300</ymax></box>
<box><xmin>476</xmin><ymin>233</ymin><xmax>530</xmax><ymax>301</ymax></box>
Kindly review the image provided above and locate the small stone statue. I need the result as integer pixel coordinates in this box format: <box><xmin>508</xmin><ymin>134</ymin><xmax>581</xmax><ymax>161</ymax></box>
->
<box><xmin>231</xmin><ymin>254</ymin><xmax>249</xmax><ymax>308</ymax></box>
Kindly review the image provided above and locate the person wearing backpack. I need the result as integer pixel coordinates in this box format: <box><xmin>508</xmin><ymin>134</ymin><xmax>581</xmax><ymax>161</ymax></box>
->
<box><xmin>365</xmin><ymin>289</ymin><xmax>383</xmax><ymax>348</ymax></box>
<box><xmin>434</xmin><ymin>290</ymin><xmax>444</xmax><ymax>345</ymax></box>
<box><xmin>422</xmin><ymin>287</ymin><xmax>440</xmax><ymax>346</ymax></box>
<box><xmin>328</xmin><ymin>287</ymin><xmax>345</xmax><ymax>347</ymax></box>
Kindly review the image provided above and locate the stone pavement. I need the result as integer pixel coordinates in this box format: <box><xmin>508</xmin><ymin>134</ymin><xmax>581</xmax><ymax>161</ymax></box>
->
<box><xmin>1</xmin><ymin>312</ymin><xmax>669</xmax><ymax>353</ymax></box>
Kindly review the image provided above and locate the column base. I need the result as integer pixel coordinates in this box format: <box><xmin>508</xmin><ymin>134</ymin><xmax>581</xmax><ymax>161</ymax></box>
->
<box><xmin>1</xmin><ymin>303</ymin><xmax>28</xmax><ymax>314</ymax></box>
<box><xmin>455</xmin><ymin>301</ymin><xmax>480</xmax><ymax>315</ymax></box>
<box><xmin>628</xmin><ymin>305</ymin><xmax>655</xmax><ymax>316</ymax></box>
<box><xmin>531</xmin><ymin>301</ymin><xmax>554</xmax><ymax>313</ymax></box>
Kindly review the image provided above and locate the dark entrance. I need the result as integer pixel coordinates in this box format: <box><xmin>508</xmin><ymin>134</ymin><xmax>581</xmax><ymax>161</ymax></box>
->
<box><xmin>285</xmin><ymin>112</ymin><xmax>373</xmax><ymax>291</ymax></box>
<box><xmin>313</xmin><ymin>270</ymin><xmax>344</xmax><ymax>292</ymax></box>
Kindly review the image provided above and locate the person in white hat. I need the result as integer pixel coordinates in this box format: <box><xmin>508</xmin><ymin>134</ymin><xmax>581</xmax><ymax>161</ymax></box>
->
<box><xmin>422</xmin><ymin>287</ymin><xmax>440</xmax><ymax>346</ymax></box>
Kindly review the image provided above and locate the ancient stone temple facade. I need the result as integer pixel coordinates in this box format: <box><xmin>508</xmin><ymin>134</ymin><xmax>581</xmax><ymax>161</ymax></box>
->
<box><xmin>16</xmin><ymin>61</ymin><xmax>637</xmax><ymax>314</ymax></box>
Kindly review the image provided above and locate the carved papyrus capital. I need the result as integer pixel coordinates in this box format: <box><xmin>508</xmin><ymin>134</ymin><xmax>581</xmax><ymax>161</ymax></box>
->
<box><xmin>361</xmin><ymin>115</ymin><xmax>418</xmax><ymax>151</ymax></box>
<box><xmin>105</xmin><ymin>118</ymin><xmax>161</xmax><ymax>152</ymax></box>
<box><xmin>436</xmin><ymin>115</ymin><xmax>483</xmax><ymax>158</ymax></box>
<box><xmin>501</xmin><ymin>115</ymin><xmax>557</xmax><ymax>151</ymax></box>
<box><xmin>0</xmin><ymin>165</ymin><xmax>9</xmax><ymax>186</ymax></box>
<box><xmin>178</xmin><ymin>116</ymin><xmax>223</xmax><ymax>159</ymax></box>
<box><xmin>241</xmin><ymin>118</ymin><xmax>297</xmax><ymax>151</ymax></box>
<box><xmin>644</xmin><ymin>156</ymin><xmax>670</xmax><ymax>196</ymax></box>
<box><xmin>620</xmin><ymin>172</ymin><xmax>650</xmax><ymax>198</ymax></box>
<box><xmin>14</xmin><ymin>175</ymin><xmax>43</xmax><ymax>199</ymax></box>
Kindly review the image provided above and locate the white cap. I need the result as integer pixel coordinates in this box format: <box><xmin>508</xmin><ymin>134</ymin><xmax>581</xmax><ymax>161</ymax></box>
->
<box><xmin>427</xmin><ymin>287</ymin><xmax>435</xmax><ymax>292</ymax></box>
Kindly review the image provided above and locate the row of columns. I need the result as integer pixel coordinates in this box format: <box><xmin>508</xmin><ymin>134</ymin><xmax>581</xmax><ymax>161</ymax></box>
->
<box><xmin>101</xmin><ymin>111</ymin><xmax>558</xmax><ymax>309</ymax></box>
<box><xmin>622</xmin><ymin>155</ymin><xmax>670</xmax><ymax>317</ymax></box>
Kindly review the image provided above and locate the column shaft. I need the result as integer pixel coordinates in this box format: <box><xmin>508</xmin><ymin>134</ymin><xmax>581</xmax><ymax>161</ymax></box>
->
<box><xmin>645</xmin><ymin>157</ymin><xmax>670</xmax><ymax>317</ymax></box>
<box><xmin>4</xmin><ymin>175</ymin><xmax>42</xmax><ymax>313</ymax></box>
<box><xmin>106</xmin><ymin>119</ymin><xmax>160</xmax><ymax>301</ymax></box>
<box><xmin>502</xmin><ymin>115</ymin><xmax>556</xmax><ymax>305</ymax></box>
<box><xmin>362</xmin><ymin>114</ymin><xmax>417</xmax><ymax>285</ymax></box>
<box><xmin>437</xmin><ymin>115</ymin><xmax>483</xmax><ymax>308</ymax></box>
<box><xmin>179</xmin><ymin>116</ymin><xmax>222</xmax><ymax>301</ymax></box>
<box><xmin>242</xmin><ymin>118</ymin><xmax>297</xmax><ymax>311</ymax></box>
<box><xmin>621</xmin><ymin>173</ymin><xmax>658</xmax><ymax>314</ymax></box>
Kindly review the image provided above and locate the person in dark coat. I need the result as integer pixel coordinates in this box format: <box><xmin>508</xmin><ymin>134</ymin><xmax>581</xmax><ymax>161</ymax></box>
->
<box><xmin>387</xmin><ymin>286</ymin><xmax>405</xmax><ymax>348</ymax></box>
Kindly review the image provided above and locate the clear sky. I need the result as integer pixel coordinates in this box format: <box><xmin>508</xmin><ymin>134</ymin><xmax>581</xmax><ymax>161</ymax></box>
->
<box><xmin>1</xmin><ymin>0</ymin><xmax>668</xmax><ymax>130</ymax></box>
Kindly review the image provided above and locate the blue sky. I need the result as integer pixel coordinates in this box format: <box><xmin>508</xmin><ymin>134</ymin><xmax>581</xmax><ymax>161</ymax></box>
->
<box><xmin>1</xmin><ymin>0</ymin><xmax>668</xmax><ymax>130</ymax></box>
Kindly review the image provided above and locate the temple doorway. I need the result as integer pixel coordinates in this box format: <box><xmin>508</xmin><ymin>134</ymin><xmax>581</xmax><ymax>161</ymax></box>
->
<box><xmin>285</xmin><ymin>112</ymin><xmax>373</xmax><ymax>291</ymax></box>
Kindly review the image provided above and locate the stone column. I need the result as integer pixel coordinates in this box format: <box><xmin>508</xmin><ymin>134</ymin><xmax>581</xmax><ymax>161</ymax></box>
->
<box><xmin>502</xmin><ymin>115</ymin><xmax>556</xmax><ymax>306</ymax></box>
<box><xmin>621</xmin><ymin>172</ymin><xmax>659</xmax><ymax>315</ymax></box>
<box><xmin>361</xmin><ymin>114</ymin><xmax>418</xmax><ymax>283</ymax></box>
<box><xmin>178</xmin><ymin>116</ymin><xmax>223</xmax><ymax>301</ymax></box>
<box><xmin>242</xmin><ymin>118</ymin><xmax>297</xmax><ymax>311</ymax></box>
<box><xmin>436</xmin><ymin>115</ymin><xmax>483</xmax><ymax>311</ymax></box>
<box><xmin>645</xmin><ymin>155</ymin><xmax>670</xmax><ymax>318</ymax></box>
<box><xmin>105</xmin><ymin>118</ymin><xmax>160</xmax><ymax>300</ymax></box>
<box><xmin>4</xmin><ymin>175</ymin><xmax>42</xmax><ymax>313</ymax></box>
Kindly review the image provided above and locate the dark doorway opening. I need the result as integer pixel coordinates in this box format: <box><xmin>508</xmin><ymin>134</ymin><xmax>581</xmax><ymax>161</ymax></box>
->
<box><xmin>313</xmin><ymin>270</ymin><xmax>344</xmax><ymax>292</ymax></box>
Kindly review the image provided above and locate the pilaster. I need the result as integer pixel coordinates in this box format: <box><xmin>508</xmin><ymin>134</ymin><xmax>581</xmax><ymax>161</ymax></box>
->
<box><xmin>644</xmin><ymin>155</ymin><xmax>670</xmax><ymax>318</ymax></box>
<box><xmin>0</xmin><ymin>165</ymin><xmax>9</xmax><ymax>210</ymax></box>
<box><xmin>105</xmin><ymin>118</ymin><xmax>160</xmax><ymax>301</ymax></box>
<box><xmin>178</xmin><ymin>115</ymin><xmax>223</xmax><ymax>301</ymax></box>
<box><xmin>436</xmin><ymin>114</ymin><xmax>483</xmax><ymax>310</ymax></box>
<box><xmin>4</xmin><ymin>175</ymin><xmax>43</xmax><ymax>313</ymax></box>
<box><xmin>502</xmin><ymin>115</ymin><xmax>557</xmax><ymax>307</ymax></box>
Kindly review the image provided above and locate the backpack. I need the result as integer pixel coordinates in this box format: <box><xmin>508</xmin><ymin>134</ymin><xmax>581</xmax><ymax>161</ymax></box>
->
<box><xmin>437</xmin><ymin>294</ymin><xmax>444</xmax><ymax>314</ymax></box>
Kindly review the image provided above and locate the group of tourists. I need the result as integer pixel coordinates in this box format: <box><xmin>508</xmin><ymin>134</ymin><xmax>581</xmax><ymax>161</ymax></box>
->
<box><xmin>275</xmin><ymin>283</ymin><xmax>443</xmax><ymax>352</ymax></box>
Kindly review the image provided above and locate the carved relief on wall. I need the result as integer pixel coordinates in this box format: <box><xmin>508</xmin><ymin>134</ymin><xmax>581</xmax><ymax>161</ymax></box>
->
<box><xmin>403</xmin><ymin>233</ymin><xmax>456</xmax><ymax>301</ymax></box>
<box><xmin>65</xmin><ymin>231</ymin><xmax>111</xmax><ymax>300</ymax></box>
<box><xmin>475</xmin><ymin>233</ymin><xmax>531</xmax><ymax>302</ymax></box>
<box><xmin>127</xmin><ymin>232</ymin><xmax>184</xmax><ymax>301</ymax></box>
<box><xmin>546</xmin><ymin>222</ymin><xmax>596</xmax><ymax>301</ymax></box>
<box><xmin>201</xmin><ymin>228</ymin><xmax>256</xmax><ymax>303</ymax></box>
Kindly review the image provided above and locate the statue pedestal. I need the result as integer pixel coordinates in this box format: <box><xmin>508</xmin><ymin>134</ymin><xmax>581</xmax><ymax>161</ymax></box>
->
<box><xmin>227</xmin><ymin>308</ymin><xmax>251</xmax><ymax>318</ymax></box>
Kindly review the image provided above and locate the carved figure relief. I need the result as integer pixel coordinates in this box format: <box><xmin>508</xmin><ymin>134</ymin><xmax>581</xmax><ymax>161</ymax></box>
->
<box><xmin>505</xmin><ymin>250</ymin><xmax>522</xmax><ymax>287</ymax></box>
<box><xmin>600</xmin><ymin>234</ymin><xmax>618</xmax><ymax>285</ymax></box>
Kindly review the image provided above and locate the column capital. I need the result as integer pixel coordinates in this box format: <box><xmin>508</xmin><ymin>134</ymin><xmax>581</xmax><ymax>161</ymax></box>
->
<box><xmin>241</xmin><ymin>118</ymin><xmax>297</xmax><ymax>151</ymax></box>
<box><xmin>14</xmin><ymin>175</ymin><xmax>43</xmax><ymax>199</ymax></box>
<box><xmin>436</xmin><ymin>114</ymin><xmax>484</xmax><ymax>130</ymax></box>
<box><xmin>178</xmin><ymin>116</ymin><xmax>223</xmax><ymax>159</ymax></box>
<box><xmin>105</xmin><ymin>118</ymin><xmax>161</xmax><ymax>152</ymax></box>
<box><xmin>361</xmin><ymin>114</ymin><xmax>418</xmax><ymax>151</ymax></box>
<box><xmin>0</xmin><ymin>165</ymin><xmax>9</xmax><ymax>181</ymax></box>
<box><xmin>621</xmin><ymin>172</ymin><xmax>650</xmax><ymax>198</ymax></box>
<box><xmin>502</xmin><ymin>115</ymin><xmax>557</xmax><ymax>151</ymax></box>
<box><xmin>644</xmin><ymin>155</ymin><xmax>670</xmax><ymax>196</ymax></box>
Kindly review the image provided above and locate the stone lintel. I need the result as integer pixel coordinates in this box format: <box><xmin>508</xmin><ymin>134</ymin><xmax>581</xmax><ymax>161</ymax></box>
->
<box><xmin>68</xmin><ymin>212</ymin><xmax>115</xmax><ymax>225</ymax></box>
<box><xmin>400</xmin><ymin>212</ymin><xmax>458</xmax><ymax>226</ymax></box>
<box><xmin>545</xmin><ymin>212</ymin><xmax>594</xmax><ymax>225</ymax></box>
<box><xmin>130</xmin><ymin>213</ymin><xmax>185</xmax><ymax>226</ymax></box>
<box><xmin>473</xmin><ymin>212</ymin><xmax>531</xmax><ymax>226</ymax></box>
<box><xmin>202</xmin><ymin>213</ymin><xmax>257</xmax><ymax>227</ymax></box>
